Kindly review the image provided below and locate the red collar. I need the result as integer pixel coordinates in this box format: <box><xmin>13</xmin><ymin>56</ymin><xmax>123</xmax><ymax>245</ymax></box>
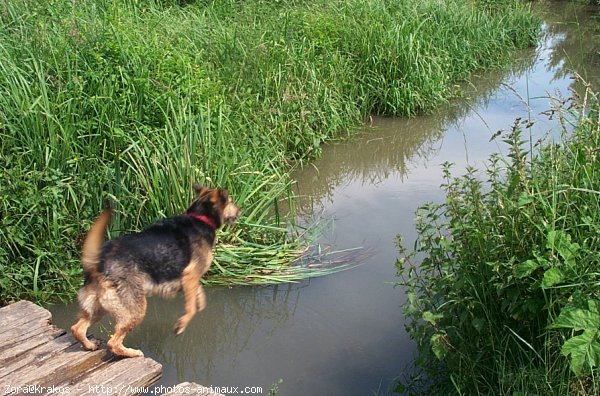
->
<box><xmin>187</xmin><ymin>213</ymin><xmax>217</xmax><ymax>230</ymax></box>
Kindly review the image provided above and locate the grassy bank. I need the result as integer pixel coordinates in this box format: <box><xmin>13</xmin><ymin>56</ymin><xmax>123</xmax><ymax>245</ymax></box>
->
<box><xmin>0</xmin><ymin>0</ymin><xmax>539</xmax><ymax>304</ymax></box>
<box><xmin>396</xmin><ymin>84</ymin><xmax>600</xmax><ymax>394</ymax></box>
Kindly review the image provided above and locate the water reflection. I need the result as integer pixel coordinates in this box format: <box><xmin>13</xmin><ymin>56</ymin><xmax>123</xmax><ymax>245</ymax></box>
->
<box><xmin>292</xmin><ymin>48</ymin><xmax>538</xmax><ymax>216</ymax></box>
<box><xmin>145</xmin><ymin>287</ymin><xmax>300</xmax><ymax>378</ymax></box>
<box><xmin>539</xmin><ymin>1</ymin><xmax>599</xmax><ymax>89</ymax></box>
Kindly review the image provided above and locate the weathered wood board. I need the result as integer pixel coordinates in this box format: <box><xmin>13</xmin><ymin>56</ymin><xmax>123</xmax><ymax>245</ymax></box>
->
<box><xmin>0</xmin><ymin>301</ymin><xmax>222</xmax><ymax>396</ymax></box>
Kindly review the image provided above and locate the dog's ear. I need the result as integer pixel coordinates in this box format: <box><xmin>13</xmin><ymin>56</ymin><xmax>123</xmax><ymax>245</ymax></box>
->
<box><xmin>217</xmin><ymin>189</ymin><xmax>230</xmax><ymax>204</ymax></box>
<box><xmin>193</xmin><ymin>184</ymin><xmax>205</xmax><ymax>195</ymax></box>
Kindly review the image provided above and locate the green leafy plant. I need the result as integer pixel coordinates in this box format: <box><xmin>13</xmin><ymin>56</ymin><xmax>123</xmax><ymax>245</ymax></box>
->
<box><xmin>551</xmin><ymin>300</ymin><xmax>600</xmax><ymax>376</ymax></box>
<box><xmin>396</xmin><ymin>83</ymin><xmax>600</xmax><ymax>394</ymax></box>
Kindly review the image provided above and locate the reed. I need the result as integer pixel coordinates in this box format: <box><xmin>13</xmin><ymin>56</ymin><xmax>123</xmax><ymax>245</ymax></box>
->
<box><xmin>0</xmin><ymin>0</ymin><xmax>539</xmax><ymax>303</ymax></box>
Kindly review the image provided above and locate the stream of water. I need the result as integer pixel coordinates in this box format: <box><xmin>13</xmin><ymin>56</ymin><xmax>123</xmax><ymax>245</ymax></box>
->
<box><xmin>49</xmin><ymin>2</ymin><xmax>598</xmax><ymax>395</ymax></box>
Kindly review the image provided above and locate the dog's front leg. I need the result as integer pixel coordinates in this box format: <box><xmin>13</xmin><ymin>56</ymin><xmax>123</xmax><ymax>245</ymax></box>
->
<box><xmin>174</xmin><ymin>264</ymin><xmax>201</xmax><ymax>335</ymax></box>
<box><xmin>196</xmin><ymin>284</ymin><xmax>206</xmax><ymax>312</ymax></box>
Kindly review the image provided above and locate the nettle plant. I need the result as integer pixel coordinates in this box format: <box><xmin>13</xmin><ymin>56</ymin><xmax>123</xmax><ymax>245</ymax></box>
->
<box><xmin>397</xmin><ymin>86</ymin><xmax>599</xmax><ymax>393</ymax></box>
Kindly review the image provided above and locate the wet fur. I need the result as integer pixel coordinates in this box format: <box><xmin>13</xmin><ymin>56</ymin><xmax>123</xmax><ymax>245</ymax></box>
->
<box><xmin>71</xmin><ymin>185</ymin><xmax>240</xmax><ymax>358</ymax></box>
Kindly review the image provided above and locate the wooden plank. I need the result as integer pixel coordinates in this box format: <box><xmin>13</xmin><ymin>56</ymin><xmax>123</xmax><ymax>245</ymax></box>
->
<box><xmin>62</xmin><ymin>358</ymin><xmax>162</xmax><ymax>396</ymax></box>
<box><xmin>162</xmin><ymin>382</ymin><xmax>224</xmax><ymax>396</ymax></box>
<box><xmin>0</xmin><ymin>300</ymin><xmax>50</xmax><ymax>324</ymax></box>
<box><xmin>0</xmin><ymin>332</ymin><xmax>76</xmax><ymax>379</ymax></box>
<box><xmin>0</xmin><ymin>301</ymin><xmax>51</xmax><ymax>336</ymax></box>
<box><xmin>0</xmin><ymin>301</ymin><xmax>163</xmax><ymax>396</ymax></box>
<box><xmin>0</xmin><ymin>327</ymin><xmax>65</xmax><ymax>363</ymax></box>
<box><xmin>1</xmin><ymin>339</ymin><xmax>111</xmax><ymax>392</ymax></box>
<box><xmin>0</xmin><ymin>320</ymin><xmax>56</xmax><ymax>347</ymax></box>
<box><xmin>0</xmin><ymin>301</ymin><xmax>42</xmax><ymax>323</ymax></box>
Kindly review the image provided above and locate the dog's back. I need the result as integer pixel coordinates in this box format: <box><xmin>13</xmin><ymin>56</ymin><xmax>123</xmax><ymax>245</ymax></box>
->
<box><xmin>98</xmin><ymin>215</ymin><xmax>216</xmax><ymax>293</ymax></box>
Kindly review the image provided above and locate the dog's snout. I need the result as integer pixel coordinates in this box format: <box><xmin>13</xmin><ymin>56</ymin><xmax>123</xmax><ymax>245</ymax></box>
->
<box><xmin>225</xmin><ymin>204</ymin><xmax>241</xmax><ymax>224</ymax></box>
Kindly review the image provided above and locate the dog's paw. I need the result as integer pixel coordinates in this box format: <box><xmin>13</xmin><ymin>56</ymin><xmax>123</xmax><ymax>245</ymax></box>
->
<box><xmin>109</xmin><ymin>346</ymin><xmax>144</xmax><ymax>358</ymax></box>
<box><xmin>120</xmin><ymin>349</ymin><xmax>144</xmax><ymax>358</ymax></box>
<box><xmin>84</xmin><ymin>340</ymin><xmax>100</xmax><ymax>351</ymax></box>
<box><xmin>173</xmin><ymin>319</ymin><xmax>187</xmax><ymax>336</ymax></box>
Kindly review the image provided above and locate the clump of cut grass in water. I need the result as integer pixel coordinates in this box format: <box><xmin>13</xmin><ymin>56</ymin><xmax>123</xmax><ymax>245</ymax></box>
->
<box><xmin>0</xmin><ymin>0</ymin><xmax>539</xmax><ymax>304</ymax></box>
<box><xmin>396</xmin><ymin>82</ymin><xmax>599</xmax><ymax>395</ymax></box>
<box><xmin>209</xmin><ymin>242</ymin><xmax>359</xmax><ymax>286</ymax></box>
<box><xmin>208</xmin><ymin>218</ymin><xmax>371</xmax><ymax>286</ymax></box>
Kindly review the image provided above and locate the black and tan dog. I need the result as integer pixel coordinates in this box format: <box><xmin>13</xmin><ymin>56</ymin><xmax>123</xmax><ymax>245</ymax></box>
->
<box><xmin>71</xmin><ymin>185</ymin><xmax>240</xmax><ymax>358</ymax></box>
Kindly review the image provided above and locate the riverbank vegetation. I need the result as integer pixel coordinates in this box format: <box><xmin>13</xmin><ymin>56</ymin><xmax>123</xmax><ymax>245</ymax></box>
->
<box><xmin>0</xmin><ymin>0</ymin><xmax>539</xmax><ymax>304</ymax></box>
<box><xmin>396</xmin><ymin>83</ymin><xmax>599</xmax><ymax>394</ymax></box>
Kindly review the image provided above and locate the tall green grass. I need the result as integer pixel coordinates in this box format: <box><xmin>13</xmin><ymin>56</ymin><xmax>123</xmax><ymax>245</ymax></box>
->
<box><xmin>396</xmin><ymin>84</ymin><xmax>599</xmax><ymax>394</ymax></box>
<box><xmin>0</xmin><ymin>0</ymin><xmax>539</xmax><ymax>304</ymax></box>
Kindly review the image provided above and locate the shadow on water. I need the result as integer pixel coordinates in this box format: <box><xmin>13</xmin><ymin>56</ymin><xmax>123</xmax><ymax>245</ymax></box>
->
<box><xmin>49</xmin><ymin>1</ymin><xmax>598</xmax><ymax>395</ymax></box>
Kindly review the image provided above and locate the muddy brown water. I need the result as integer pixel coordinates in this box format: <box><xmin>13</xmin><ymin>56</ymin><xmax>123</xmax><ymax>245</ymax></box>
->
<box><xmin>49</xmin><ymin>2</ymin><xmax>598</xmax><ymax>395</ymax></box>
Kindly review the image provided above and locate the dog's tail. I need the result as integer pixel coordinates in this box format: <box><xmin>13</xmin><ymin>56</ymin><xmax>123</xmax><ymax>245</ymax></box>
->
<box><xmin>81</xmin><ymin>209</ymin><xmax>111</xmax><ymax>278</ymax></box>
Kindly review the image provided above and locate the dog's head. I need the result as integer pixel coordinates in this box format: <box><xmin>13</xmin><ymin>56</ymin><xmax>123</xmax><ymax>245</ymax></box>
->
<box><xmin>187</xmin><ymin>184</ymin><xmax>241</xmax><ymax>227</ymax></box>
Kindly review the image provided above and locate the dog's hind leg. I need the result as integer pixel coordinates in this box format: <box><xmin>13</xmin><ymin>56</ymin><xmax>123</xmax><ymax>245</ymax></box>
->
<box><xmin>107</xmin><ymin>318</ymin><xmax>145</xmax><ymax>358</ymax></box>
<box><xmin>102</xmin><ymin>288</ymin><xmax>147</xmax><ymax>358</ymax></box>
<box><xmin>71</xmin><ymin>289</ymin><xmax>103</xmax><ymax>351</ymax></box>
<box><xmin>71</xmin><ymin>310</ymin><xmax>102</xmax><ymax>351</ymax></box>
